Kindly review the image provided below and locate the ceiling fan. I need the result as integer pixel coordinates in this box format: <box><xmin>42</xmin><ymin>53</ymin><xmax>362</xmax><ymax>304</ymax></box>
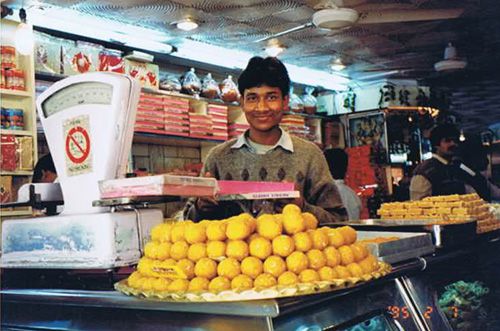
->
<box><xmin>255</xmin><ymin>0</ymin><xmax>465</xmax><ymax>43</ymax></box>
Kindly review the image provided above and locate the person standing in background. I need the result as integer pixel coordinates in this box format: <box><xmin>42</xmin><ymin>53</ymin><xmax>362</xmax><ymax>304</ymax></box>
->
<box><xmin>324</xmin><ymin>148</ymin><xmax>361</xmax><ymax>220</ymax></box>
<box><xmin>32</xmin><ymin>153</ymin><xmax>57</xmax><ymax>183</ymax></box>
<box><xmin>409</xmin><ymin>123</ymin><xmax>474</xmax><ymax>200</ymax></box>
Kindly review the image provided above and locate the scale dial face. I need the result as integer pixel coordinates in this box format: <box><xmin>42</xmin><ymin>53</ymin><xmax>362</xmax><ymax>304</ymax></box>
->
<box><xmin>42</xmin><ymin>81</ymin><xmax>113</xmax><ymax>118</ymax></box>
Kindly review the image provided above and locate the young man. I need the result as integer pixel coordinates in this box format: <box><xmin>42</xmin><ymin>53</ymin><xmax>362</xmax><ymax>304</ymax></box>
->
<box><xmin>184</xmin><ymin>57</ymin><xmax>346</xmax><ymax>223</ymax></box>
<box><xmin>32</xmin><ymin>153</ymin><xmax>57</xmax><ymax>183</ymax></box>
<box><xmin>410</xmin><ymin>123</ymin><xmax>470</xmax><ymax>200</ymax></box>
<box><xmin>324</xmin><ymin>148</ymin><xmax>361</xmax><ymax>220</ymax></box>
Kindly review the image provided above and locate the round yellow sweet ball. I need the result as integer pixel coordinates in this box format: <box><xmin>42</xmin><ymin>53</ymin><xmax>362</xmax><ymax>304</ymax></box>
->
<box><xmin>139</xmin><ymin>277</ymin><xmax>154</xmax><ymax>291</ymax></box>
<box><xmin>152</xmin><ymin>277</ymin><xmax>171</xmax><ymax>291</ymax></box>
<box><xmin>338</xmin><ymin>245</ymin><xmax>355</xmax><ymax>266</ymax></box>
<box><xmin>302</xmin><ymin>212</ymin><xmax>318</xmax><ymax>230</ymax></box>
<box><xmin>185</xmin><ymin>223</ymin><xmax>207</xmax><ymax>244</ymax></box>
<box><xmin>359</xmin><ymin>255</ymin><xmax>378</xmax><ymax>274</ymax></box>
<box><xmin>256</xmin><ymin>214</ymin><xmax>283</xmax><ymax>240</ymax></box>
<box><xmin>323</xmin><ymin>246</ymin><xmax>341</xmax><ymax>268</ymax></box>
<box><xmin>194</xmin><ymin>257</ymin><xmax>218</xmax><ymax>279</ymax></box>
<box><xmin>293</xmin><ymin>232</ymin><xmax>313</xmax><ymax>252</ymax></box>
<box><xmin>137</xmin><ymin>258</ymin><xmax>154</xmax><ymax>276</ymax></box>
<box><xmin>209</xmin><ymin>276</ymin><xmax>231</xmax><ymax>293</ymax></box>
<box><xmin>187</xmin><ymin>243</ymin><xmax>207</xmax><ymax>262</ymax></box>
<box><xmin>206</xmin><ymin>221</ymin><xmax>227</xmax><ymax>241</ymax></box>
<box><xmin>282</xmin><ymin>204</ymin><xmax>302</xmax><ymax>215</ymax></box>
<box><xmin>240</xmin><ymin>256</ymin><xmax>263</xmax><ymax>279</ymax></box>
<box><xmin>272</xmin><ymin>235</ymin><xmax>295</xmax><ymax>257</ymax></box>
<box><xmin>318</xmin><ymin>266</ymin><xmax>335</xmax><ymax>281</ymax></box>
<box><xmin>177</xmin><ymin>259</ymin><xmax>195</xmax><ymax>279</ymax></box>
<box><xmin>282</xmin><ymin>212</ymin><xmax>305</xmax><ymax>235</ymax></box>
<box><xmin>286</xmin><ymin>251</ymin><xmax>309</xmax><ymax>274</ymax></box>
<box><xmin>156</xmin><ymin>242</ymin><xmax>172</xmax><ymax>260</ymax></box>
<box><xmin>217</xmin><ymin>257</ymin><xmax>241</xmax><ymax>280</ymax></box>
<box><xmin>144</xmin><ymin>241</ymin><xmax>159</xmax><ymax>259</ymax></box>
<box><xmin>326</xmin><ymin>228</ymin><xmax>345</xmax><ymax>248</ymax></box>
<box><xmin>188</xmin><ymin>277</ymin><xmax>210</xmax><ymax>292</ymax></box>
<box><xmin>263</xmin><ymin>255</ymin><xmax>287</xmax><ymax>278</ymax></box>
<box><xmin>254</xmin><ymin>273</ymin><xmax>277</xmax><ymax>288</ymax></box>
<box><xmin>226</xmin><ymin>240</ymin><xmax>249</xmax><ymax>261</ymax></box>
<box><xmin>338</xmin><ymin>226</ymin><xmax>357</xmax><ymax>245</ymax></box>
<box><xmin>298</xmin><ymin>269</ymin><xmax>320</xmax><ymax>283</ymax></box>
<box><xmin>231</xmin><ymin>274</ymin><xmax>254</xmax><ymax>291</ymax></box>
<box><xmin>306</xmin><ymin>249</ymin><xmax>327</xmax><ymax>270</ymax></box>
<box><xmin>127</xmin><ymin>271</ymin><xmax>142</xmax><ymax>288</ymax></box>
<box><xmin>277</xmin><ymin>271</ymin><xmax>298</xmax><ymax>286</ymax></box>
<box><xmin>170</xmin><ymin>241</ymin><xmax>189</xmax><ymax>260</ymax></box>
<box><xmin>206</xmin><ymin>241</ymin><xmax>226</xmax><ymax>260</ymax></box>
<box><xmin>226</xmin><ymin>219</ymin><xmax>252</xmax><ymax>240</ymax></box>
<box><xmin>167</xmin><ymin>278</ymin><xmax>189</xmax><ymax>292</ymax></box>
<box><xmin>310</xmin><ymin>229</ymin><xmax>329</xmax><ymax>250</ymax></box>
<box><xmin>171</xmin><ymin>222</ymin><xmax>187</xmax><ymax>242</ymax></box>
<box><xmin>350</xmin><ymin>243</ymin><xmax>369</xmax><ymax>262</ymax></box>
<box><xmin>249</xmin><ymin>236</ymin><xmax>272</xmax><ymax>260</ymax></box>
<box><xmin>346</xmin><ymin>263</ymin><xmax>364</xmax><ymax>277</ymax></box>
<box><xmin>333</xmin><ymin>265</ymin><xmax>351</xmax><ymax>279</ymax></box>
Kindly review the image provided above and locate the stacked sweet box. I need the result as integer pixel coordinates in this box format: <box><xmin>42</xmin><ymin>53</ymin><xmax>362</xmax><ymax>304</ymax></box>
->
<box><xmin>208</xmin><ymin>104</ymin><xmax>228</xmax><ymax>141</ymax></box>
<box><xmin>135</xmin><ymin>92</ymin><xmax>165</xmax><ymax>134</ymax></box>
<box><xmin>228</xmin><ymin>107</ymin><xmax>249</xmax><ymax>139</ymax></box>
<box><xmin>163</xmin><ymin>96</ymin><xmax>190</xmax><ymax>137</ymax></box>
<box><xmin>189</xmin><ymin>112</ymin><xmax>214</xmax><ymax>139</ymax></box>
<box><xmin>280</xmin><ymin>114</ymin><xmax>308</xmax><ymax>140</ymax></box>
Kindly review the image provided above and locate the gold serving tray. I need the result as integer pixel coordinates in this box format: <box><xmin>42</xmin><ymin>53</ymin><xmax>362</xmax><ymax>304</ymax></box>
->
<box><xmin>115</xmin><ymin>262</ymin><xmax>391</xmax><ymax>302</ymax></box>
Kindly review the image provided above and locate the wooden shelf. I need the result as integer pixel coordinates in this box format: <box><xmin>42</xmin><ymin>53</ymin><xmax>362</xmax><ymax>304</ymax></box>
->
<box><xmin>0</xmin><ymin>89</ymin><xmax>31</xmax><ymax>98</ymax></box>
<box><xmin>1</xmin><ymin>170</ymin><xmax>33</xmax><ymax>176</ymax></box>
<box><xmin>0</xmin><ymin>209</ymin><xmax>32</xmax><ymax>218</ymax></box>
<box><xmin>1</xmin><ymin>129</ymin><xmax>34</xmax><ymax>136</ymax></box>
<box><xmin>133</xmin><ymin>132</ymin><xmax>224</xmax><ymax>148</ymax></box>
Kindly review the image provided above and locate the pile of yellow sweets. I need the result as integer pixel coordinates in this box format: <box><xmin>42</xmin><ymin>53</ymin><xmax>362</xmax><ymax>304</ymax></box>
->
<box><xmin>377</xmin><ymin>193</ymin><xmax>499</xmax><ymax>233</ymax></box>
<box><xmin>123</xmin><ymin>204</ymin><xmax>385</xmax><ymax>299</ymax></box>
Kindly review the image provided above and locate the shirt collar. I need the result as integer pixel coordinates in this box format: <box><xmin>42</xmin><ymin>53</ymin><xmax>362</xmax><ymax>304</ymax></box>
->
<box><xmin>231</xmin><ymin>127</ymin><xmax>294</xmax><ymax>152</ymax></box>
<box><xmin>432</xmin><ymin>153</ymin><xmax>449</xmax><ymax>165</ymax></box>
<box><xmin>334</xmin><ymin>179</ymin><xmax>345</xmax><ymax>184</ymax></box>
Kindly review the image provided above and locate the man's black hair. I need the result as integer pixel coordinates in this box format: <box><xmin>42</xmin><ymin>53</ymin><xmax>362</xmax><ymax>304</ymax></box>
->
<box><xmin>237</xmin><ymin>56</ymin><xmax>291</xmax><ymax>97</ymax></box>
<box><xmin>430</xmin><ymin>123</ymin><xmax>460</xmax><ymax>147</ymax></box>
<box><xmin>33</xmin><ymin>153</ymin><xmax>56</xmax><ymax>183</ymax></box>
<box><xmin>324</xmin><ymin>148</ymin><xmax>348</xmax><ymax>180</ymax></box>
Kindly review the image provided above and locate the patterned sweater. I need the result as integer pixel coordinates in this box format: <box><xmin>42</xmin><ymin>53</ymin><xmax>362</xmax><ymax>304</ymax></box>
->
<box><xmin>184</xmin><ymin>135</ymin><xmax>347</xmax><ymax>224</ymax></box>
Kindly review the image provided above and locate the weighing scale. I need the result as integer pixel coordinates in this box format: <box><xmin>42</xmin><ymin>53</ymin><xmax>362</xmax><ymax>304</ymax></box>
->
<box><xmin>1</xmin><ymin>72</ymin><xmax>163</xmax><ymax>269</ymax></box>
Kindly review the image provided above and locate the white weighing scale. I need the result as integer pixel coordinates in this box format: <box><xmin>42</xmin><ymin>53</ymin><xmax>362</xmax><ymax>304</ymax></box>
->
<box><xmin>1</xmin><ymin>72</ymin><xmax>162</xmax><ymax>269</ymax></box>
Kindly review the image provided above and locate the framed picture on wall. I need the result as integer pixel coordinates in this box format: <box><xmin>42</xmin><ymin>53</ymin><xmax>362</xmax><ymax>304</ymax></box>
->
<box><xmin>347</xmin><ymin>111</ymin><xmax>388</xmax><ymax>152</ymax></box>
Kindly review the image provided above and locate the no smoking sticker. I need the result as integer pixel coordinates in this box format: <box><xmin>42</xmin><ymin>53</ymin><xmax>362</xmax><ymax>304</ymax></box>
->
<box><xmin>63</xmin><ymin>115</ymin><xmax>93</xmax><ymax>176</ymax></box>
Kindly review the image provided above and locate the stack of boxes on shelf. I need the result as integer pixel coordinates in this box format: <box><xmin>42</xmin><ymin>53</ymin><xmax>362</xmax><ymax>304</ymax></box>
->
<box><xmin>345</xmin><ymin>145</ymin><xmax>389</xmax><ymax>219</ymax></box>
<box><xmin>208</xmin><ymin>104</ymin><xmax>229</xmax><ymax>141</ymax></box>
<box><xmin>135</xmin><ymin>92</ymin><xmax>165</xmax><ymax>133</ymax></box>
<box><xmin>280</xmin><ymin>114</ymin><xmax>308</xmax><ymax>139</ymax></box>
<box><xmin>164</xmin><ymin>96</ymin><xmax>190</xmax><ymax>136</ymax></box>
<box><xmin>134</xmin><ymin>92</ymin><xmax>190</xmax><ymax>137</ymax></box>
<box><xmin>227</xmin><ymin>107</ymin><xmax>249</xmax><ymax>139</ymax></box>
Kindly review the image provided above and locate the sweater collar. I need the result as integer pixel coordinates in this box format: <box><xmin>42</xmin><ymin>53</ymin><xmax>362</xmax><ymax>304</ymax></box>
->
<box><xmin>231</xmin><ymin>127</ymin><xmax>294</xmax><ymax>153</ymax></box>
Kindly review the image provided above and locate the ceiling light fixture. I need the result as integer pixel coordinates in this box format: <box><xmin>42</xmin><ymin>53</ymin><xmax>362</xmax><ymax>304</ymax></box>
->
<box><xmin>330</xmin><ymin>58</ymin><xmax>346</xmax><ymax>71</ymax></box>
<box><xmin>265</xmin><ymin>44</ymin><xmax>286</xmax><ymax>57</ymax></box>
<box><xmin>176</xmin><ymin>18</ymin><xmax>199</xmax><ymax>31</ymax></box>
<box><xmin>15</xmin><ymin>8</ymin><xmax>34</xmax><ymax>55</ymax></box>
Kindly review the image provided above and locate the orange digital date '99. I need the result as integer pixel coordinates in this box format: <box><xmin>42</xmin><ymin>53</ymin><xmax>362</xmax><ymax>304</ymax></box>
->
<box><xmin>387</xmin><ymin>306</ymin><xmax>458</xmax><ymax>319</ymax></box>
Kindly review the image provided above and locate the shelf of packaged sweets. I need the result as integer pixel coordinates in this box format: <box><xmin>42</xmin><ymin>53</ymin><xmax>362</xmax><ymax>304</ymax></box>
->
<box><xmin>1</xmin><ymin>170</ymin><xmax>33</xmax><ymax>176</ymax></box>
<box><xmin>133</xmin><ymin>131</ymin><xmax>224</xmax><ymax>148</ymax></box>
<box><xmin>1</xmin><ymin>130</ymin><xmax>34</xmax><ymax>136</ymax></box>
<box><xmin>0</xmin><ymin>89</ymin><xmax>31</xmax><ymax>98</ymax></box>
<box><xmin>1</xmin><ymin>209</ymin><xmax>32</xmax><ymax>217</ymax></box>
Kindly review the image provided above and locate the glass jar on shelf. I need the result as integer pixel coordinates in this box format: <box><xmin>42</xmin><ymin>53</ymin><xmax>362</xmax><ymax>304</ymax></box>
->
<box><xmin>302</xmin><ymin>86</ymin><xmax>317</xmax><ymax>115</ymax></box>
<box><xmin>289</xmin><ymin>86</ymin><xmax>304</xmax><ymax>113</ymax></box>
<box><xmin>201</xmin><ymin>73</ymin><xmax>220</xmax><ymax>99</ymax></box>
<box><xmin>220</xmin><ymin>75</ymin><xmax>240</xmax><ymax>103</ymax></box>
<box><xmin>181</xmin><ymin>68</ymin><xmax>201</xmax><ymax>95</ymax></box>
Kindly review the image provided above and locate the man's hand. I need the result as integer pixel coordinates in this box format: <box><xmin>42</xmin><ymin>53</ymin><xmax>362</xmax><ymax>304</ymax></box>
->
<box><xmin>195</xmin><ymin>172</ymin><xmax>219</xmax><ymax>212</ymax></box>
